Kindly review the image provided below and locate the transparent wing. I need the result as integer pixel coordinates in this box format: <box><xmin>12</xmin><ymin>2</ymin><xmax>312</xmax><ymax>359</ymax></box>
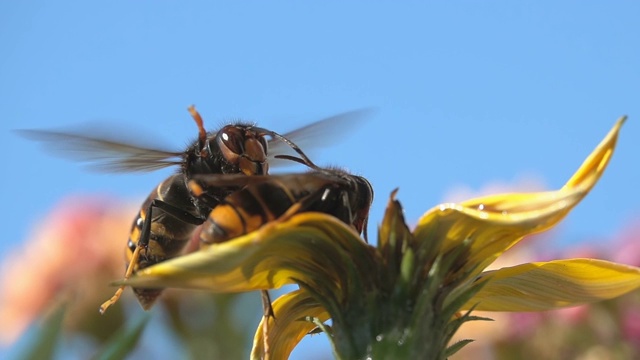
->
<box><xmin>17</xmin><ymin>129</ymin><xmax>183</xmax><ymax>173</ymax></box>
<box><xmin>17</xmin><ymin>108</ymin><xmax>373</xmax><ymax>173</ymax></box>
<box><xmin>267</xmin><ymin>108</ymin><xmax>374</xmax><ymax>168</ymax></box>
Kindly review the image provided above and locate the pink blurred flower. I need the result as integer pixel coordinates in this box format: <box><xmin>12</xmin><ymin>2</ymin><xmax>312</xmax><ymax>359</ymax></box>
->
<box><xmin>0</xmin><ymin>196</ymin><xmax>135</xmax><ymax>345</ymax></box>
<box><xmin>506</xmin><ymin>312</ymin><xmax>545</xmax><ymax>339</ymax></box>
<box><xmin>551</xmin><ymin>304</ymin><xmax>590</xmax><ymax>325</ymax></box>
<box><xmin>622</xmin><ymin>306</ymin><xmax>640</xmax><ymax>345</ymax></box>
<box><xmin>612</xmin><ymin>221</ymin><xmax>640</xmax><ymax>267</ymax></box>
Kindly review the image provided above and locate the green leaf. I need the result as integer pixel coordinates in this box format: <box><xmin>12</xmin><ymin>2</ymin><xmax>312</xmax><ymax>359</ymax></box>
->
<box><xmin>445</xmin><ymin>339</ymin><xmax>475</xmax><ymax>358</ymax></box>
<box><xmin>92</xmin><ymin>313</ymin><xmax>150</xmax><ymax>360</ymax></box>
<box><xmin>21</xmin><ymin>302</ymin><xmax>66</xmax><ymax>360</ymax></box>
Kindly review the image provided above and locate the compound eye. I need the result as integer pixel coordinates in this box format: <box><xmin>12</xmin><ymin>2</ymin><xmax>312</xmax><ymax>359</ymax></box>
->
<box><xmin>217</xmin><ymin>126</ymin><xmax>245</xmax><ymax>162</ymax></box>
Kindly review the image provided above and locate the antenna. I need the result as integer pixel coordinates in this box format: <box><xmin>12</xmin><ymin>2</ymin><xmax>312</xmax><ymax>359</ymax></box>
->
<box><xmin>256</xmin><ymin>127</ymin><xmax>322</xmax><ymax>171</ymax></box>
<box><xmin>188</xmin><ymin>105</ymin><xmax>208</xmax><ymax>157</ymax></box>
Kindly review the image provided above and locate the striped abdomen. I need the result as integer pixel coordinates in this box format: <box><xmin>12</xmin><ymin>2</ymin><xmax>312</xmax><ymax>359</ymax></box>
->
<box><xmin>199</xmin><ymin>180</ymin><xmax>301</xmax><ymax>245</ymax></box>
<box><xmin>126</xmin><ymin>174</ymin><xmax>204</xmax><ymax>308</ymax></box>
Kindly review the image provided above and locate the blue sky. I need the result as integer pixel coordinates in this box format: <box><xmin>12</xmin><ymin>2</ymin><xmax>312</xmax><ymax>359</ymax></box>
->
<box><xmin>2</xmin><ymin>1</ymin><xmax>639</xmax><ymax>358</ymax></box>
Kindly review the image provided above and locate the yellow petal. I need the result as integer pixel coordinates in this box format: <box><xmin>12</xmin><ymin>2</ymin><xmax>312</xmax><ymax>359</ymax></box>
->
<box><xmin>414</xmin><ymin>117</ymin><xmax>626</xmax><ymax>274</ymax></box>
<box><xmin>463</xmin><ymin>258</ymin><xmax>640</xmax><ymax>311</ymax></box>
<box><xmin>118</xmin><ymin>213</ymin><xmax>374</xmax><ymax>293</ymax></box>
<box><xmin>251</xmin><ymin>289</ymin><xmax>330</xmax><ymax>360</ymax></box>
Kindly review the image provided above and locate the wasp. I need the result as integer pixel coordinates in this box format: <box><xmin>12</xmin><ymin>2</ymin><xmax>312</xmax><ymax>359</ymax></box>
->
<box><xmin>18</xmin><ymin>106</ymin><xmax>369</xmax><ymax>313</ymax></box>
<box><xmin>188</xmin><ymin>152</ymin><xmax>374</xmax><ymax>325</ymax></box>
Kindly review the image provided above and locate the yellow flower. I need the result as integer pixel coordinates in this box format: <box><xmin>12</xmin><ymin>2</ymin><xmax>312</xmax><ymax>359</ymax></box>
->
<box><xmin>120</xmin><ymin>117</ymin><xmax>637</xmax><ymax>359</ymax></box>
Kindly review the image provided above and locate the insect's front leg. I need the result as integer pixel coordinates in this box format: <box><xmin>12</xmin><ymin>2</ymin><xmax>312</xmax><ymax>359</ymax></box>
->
<box><xmin>100</xmin><ymin>199</ymin><xmax>206</xmax><ymax>314</ymax></box>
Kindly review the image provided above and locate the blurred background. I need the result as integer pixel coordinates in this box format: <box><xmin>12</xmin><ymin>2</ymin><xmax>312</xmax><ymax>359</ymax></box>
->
<box><xmin>1</xmin><ymin>2</ymin><xmax>639</xmax><ymax>359</ymax></box>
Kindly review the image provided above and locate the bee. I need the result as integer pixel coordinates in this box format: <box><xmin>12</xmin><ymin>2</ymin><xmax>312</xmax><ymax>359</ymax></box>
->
<box><xmin>18</xmin><ymin>106</ymin><xmax>369</xmax><ymax>313</ymax></box>
<box><xmin>188</xmin><ymin>152</ymin><xmax>374</xmax><ymax>322</ymax></box>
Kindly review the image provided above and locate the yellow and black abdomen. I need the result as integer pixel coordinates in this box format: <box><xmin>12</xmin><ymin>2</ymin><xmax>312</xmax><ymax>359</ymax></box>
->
<box><xmin>125</xmin><ymin>174</ymin><xmax>204</xmax><ymax>309</ymax></box>
<box><xmin>200</xmin><ymin>180</ymin><xmax>298</xmax><ymax>245</ymax></box>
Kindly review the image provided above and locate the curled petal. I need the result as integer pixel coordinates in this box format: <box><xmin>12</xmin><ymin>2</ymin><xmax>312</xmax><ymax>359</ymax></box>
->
<box><xmin>378</xmin><ymin>189</ymin><xmax>414</xmax><ymax>281</ymax></box>
<box><xmin>118</xmin><ymin>213</ymin><xmax>375</xmax><ymax>294</ymax></box>
<box><xmin>251</xmin><ymin>289</ymin><xmax>329</xmax><ymax>360</ymax></box>
<box><xmin>414</xmin><ymin>117</ymin><xmax>626</xmax><ymax>273</ymax></box>
<box><xmin>464</xmin><ymin>258</ymin><xmax>640</xmax><ymax>311</ymax></box>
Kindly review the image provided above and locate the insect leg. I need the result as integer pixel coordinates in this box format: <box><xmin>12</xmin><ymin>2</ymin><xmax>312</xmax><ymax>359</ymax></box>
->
<box><xmin>275</xmin><ymin>185</ymin><xmax>354</xmax><ymax>227</ymax></box>
<box><xmin>332</xmin><ymin>189</ymin><xmax>355</xmax><ymax>226</ymax></box>
<box><xmin>271</xmin><ymin>186</ymin><xmax>333</xmax><ymax>224</ymax></box>
<box><xmin>99</xmin><ymin>199</ymin><xmax>206</xmax><ymax>314</ymax></box>
<box><xmin>261</xmin><ymin>289</ymin><xmax>275</xmax><ymax>358</ymax></box>
<box><xmin>99</xmin><ymin>244</ymin><xmax>143</xmax><ymax>314</ymax></box>
<box><xmin>147</xmin><ymin>199</ymin><xmax>207</xmax><ymax>226</ymax></box>
<box><xmin>261</xmin><ymin>289</ymin><xmax>275</xmax><ymax>319</ymax></box>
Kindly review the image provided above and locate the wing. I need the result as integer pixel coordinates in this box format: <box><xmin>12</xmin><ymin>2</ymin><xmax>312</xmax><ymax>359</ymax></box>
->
<box><xmin>17</xmin><ymin>129</ymin><xmax>183</xmax><ymax>173</ymax></box>
<box><xmin>266</xmin><ymin>108</ymin><xmax>374</xmax><ymax>168</ymax></box>
<box><xmin>17</xmin><ymin>108</ymin><xmax>373</xmax><ymax>173</ymax></box>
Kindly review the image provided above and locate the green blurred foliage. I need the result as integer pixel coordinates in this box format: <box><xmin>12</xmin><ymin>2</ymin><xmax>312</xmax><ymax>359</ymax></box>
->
<box><xmin>12</xmin><ymin>291</ymin><xmax>264</xmax><ymax>359</ymax></box>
